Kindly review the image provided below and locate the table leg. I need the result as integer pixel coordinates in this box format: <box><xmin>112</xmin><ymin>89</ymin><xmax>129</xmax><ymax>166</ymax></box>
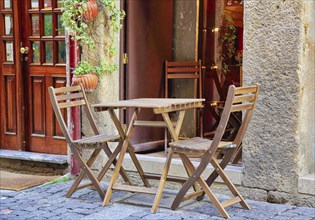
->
<box><xmin>103</xmin><ymin>109</ymin><xmax>138</xmax><ymax>206</ymax></box>
<box><xmin>162</xmin><ymin>110</ymin><xmax>200</xmax><ymax>192</ymax></box>
<box><xmin>108</xmin><ymin>108</ymin><xmax>150</xmax><ymax>187</ymax></box>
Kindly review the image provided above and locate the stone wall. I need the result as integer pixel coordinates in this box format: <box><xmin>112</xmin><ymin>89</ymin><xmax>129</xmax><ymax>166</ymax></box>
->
<box><xmin>242</xmin><ymin>0</ymin><xmax>314</xmax><ymax>194</ymax></box>
<box><xmin>80</xmin><ymin>5</ymin><xmax>120</xmax><ymax>171</ymax></box>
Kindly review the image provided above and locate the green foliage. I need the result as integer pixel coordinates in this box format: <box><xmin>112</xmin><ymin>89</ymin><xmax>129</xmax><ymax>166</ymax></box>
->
<box><xmin>221</xmin><ymin>15</ymin><xmax>237</xmax><ymax>75</ymax></box>
<box><xmin>73</xmin><ymin>60</ymin><xmax>118</xmax><ymax>76</ymax></box>
<box><xmin>73</xmin><ymin>61</ymin><xmax>94</xmax><ymax>75</ymax></box>
<box><xmin>43</xmin><ymin>175</ymin><xmax>71</xmax><ymax>186</ymax></box>
<box><xmin>61</xmin><ymin>0</ymin><xmax>124</xmax><ymax>49</ymax></box>
<box><xmin>60</xmin><ymin>0</ymin><xmax>124</xmax><ymax>76</ymax></box>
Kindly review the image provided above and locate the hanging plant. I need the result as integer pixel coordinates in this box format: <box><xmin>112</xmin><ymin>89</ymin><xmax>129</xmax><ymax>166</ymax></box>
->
<box><xmin>71</xmin><ymin>60</ymin><xmax>119</xmax><ymax>92</ymax></box>
<box><xmin>61</xmin><ymin>0</ymin><xmax>125</xmax><ymax>49</ymax></box>
<box><xmin>61</xmin><ymin>0</ymin><xmax>125</xmax><ymax>91</ymax></box>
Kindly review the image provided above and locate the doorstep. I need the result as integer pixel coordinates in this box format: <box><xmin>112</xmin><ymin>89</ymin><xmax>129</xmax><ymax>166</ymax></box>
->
<box><xmin>124</xmin><ymin>153</ymin><xmax>242</xmax><ymax>185</ymax></box>
<box><xmin>0</xmin><ymin>149</ymin><xmax>68</xmax><ymax>165</ymax></box>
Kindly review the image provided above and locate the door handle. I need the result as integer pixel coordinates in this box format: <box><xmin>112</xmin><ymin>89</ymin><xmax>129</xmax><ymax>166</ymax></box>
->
<box><xmin>20</xmin><ymin>47</ymin><xmax>29</xmax><ymax>54</ymax></box>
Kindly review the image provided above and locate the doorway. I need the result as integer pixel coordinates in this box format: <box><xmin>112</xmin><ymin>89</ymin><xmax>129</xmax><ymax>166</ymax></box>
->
<box><xmin>120</xmin><ymin>0</ymin><xmax>174</xmax><ymax>150</ymax></box>
<box><xmin>0</xmin><ymin>0</ymin><xmax>66</xmax><ymax>154</ymax></box>
<box><xmin>200</xmin><ymin>0</ymin><xmax>244</xmax><ymax>136</ymax></box>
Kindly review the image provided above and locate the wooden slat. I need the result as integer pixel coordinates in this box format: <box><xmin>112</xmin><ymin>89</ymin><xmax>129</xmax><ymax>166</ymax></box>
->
<box><xmin>154</xmin><ymin>101</ymin><xmax>203</xmax><ymax>114</ymax></box>
<box><xmin>54</xmin><ymin>85</ymin><xmax>81</xmax><ymax>93</ymax></box>
<box><xmin>58</xmin><ymin>100</ymin><xmax>86</xmax><ymax>108</ymax></box>
<box><xmin>56</xmin><ymin>92</ymin><xmax>84</xmax><ymax>101</ymax></box>
<box><xmin>182</xmin><ymin>190</ymin><xmax>204</xmax><ymax>202</ymax></box>
<box><xmin>231</xmin><ymin>103</ymin><xmax>253</xmax><ymax>112</ymax></box>
<box><xmin>112</xmin><ymin>184</ymin><xmax>156</xmax><ymax>194</ymax></box>
<box><xmin>73</xmin><ymin>134</ymin><xmax>120</xmax><ymax>144</ymax></box>
<box><xmin>221</xmin><ymin>196</ymin><xmax>242</xmax><ymax>208</ymax></box>
<box><xmin>234</xmin><ymin>86</ymin><xmax>257</xmax><ymax>95</ymax></box>
<box><xmin>167</xmin><ymin>68</ymin><xmax>200</xmax><ymax>73</ymax></box>
<box><xmin>167</xmin><ymin>61</ymin><xmax>199</xmax><ymax>66</ymax></box>
<box><xmin>134</xmin><ymin>120</ymin><xmax>176</xmax><ymax>127</ymax></box>
<box><xmin>143</xmin><ymin>173</ymin><xmax>188</xmax><ymax>183</ymax></box>
<box><xmin>167</xmin><ymin>74</ymin><xmax>200</xmax><ymax>79</ymax></box>
<box><xmin>233</xmin><ymin>94</ymin><xmax>255</xmax><ymax>103</ymax></box>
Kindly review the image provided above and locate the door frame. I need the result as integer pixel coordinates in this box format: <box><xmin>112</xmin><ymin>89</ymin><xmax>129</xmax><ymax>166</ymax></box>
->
<box><xmin>0</xmin><ymin>0</ymin><xmax>25</xmax><ymax>150</ymax></box>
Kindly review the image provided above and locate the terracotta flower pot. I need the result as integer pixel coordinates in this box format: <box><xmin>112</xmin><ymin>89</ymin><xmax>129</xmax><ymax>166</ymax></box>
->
<box><xmin>82</xmin><ymin>0</ymin><xmax>98</xmax><ymax>22</ymax></box>
<box><xmin>72</xmin><ymin>73</ymin><xmax>98</xmax><ymax>92</ymax></box>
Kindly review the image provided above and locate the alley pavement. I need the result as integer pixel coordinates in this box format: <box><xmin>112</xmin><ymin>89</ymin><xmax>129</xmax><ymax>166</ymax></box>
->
<box><xmin>0</xmin><ymin>179</ymin><xmax>314</xmax><ymax>220</ymax></box>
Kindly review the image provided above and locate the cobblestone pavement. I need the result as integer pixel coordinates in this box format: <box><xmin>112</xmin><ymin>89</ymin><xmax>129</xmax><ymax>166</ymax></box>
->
<box><xmin>0</xmin><ymin>180</ymin><xmax>314</xmax><ymax>220</ymax></box>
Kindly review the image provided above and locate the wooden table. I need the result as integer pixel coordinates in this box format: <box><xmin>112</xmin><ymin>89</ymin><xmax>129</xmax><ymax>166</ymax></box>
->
<box><xmin>93</xmin><ymin>98</ymin><xmax>204</xmax><ymax>210</ymax></box>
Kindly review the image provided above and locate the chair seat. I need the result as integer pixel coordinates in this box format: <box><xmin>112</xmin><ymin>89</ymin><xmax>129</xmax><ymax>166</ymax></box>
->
<box><xmin>73</xmin><ymin>134</ymin><xmax>121</xmax><ymax>149</ymax></box>
<box><xmin>170</xmin><ymin>137</ymin><xmax>235</xmax><ymax>154</ymax></box>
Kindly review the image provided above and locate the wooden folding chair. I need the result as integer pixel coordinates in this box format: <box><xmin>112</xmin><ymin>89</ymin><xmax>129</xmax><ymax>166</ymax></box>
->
<box><xmin>48</xmin><ymin>84</ymin><xmax>132</xmax><ymax>200</ymax></box>
<box><xmin>134</xmin><ymin>60</ymin><xmax>203</xmax><ymax>154</ymax></box>
<box><xmin>152</xmin><ymin>84</ymin><xmax>259</xmax><ymax>218</ymax></box>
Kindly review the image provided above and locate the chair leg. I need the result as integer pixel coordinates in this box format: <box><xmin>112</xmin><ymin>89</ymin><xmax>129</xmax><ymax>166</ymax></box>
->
<box><xmin>99</xmin><ymin>142</ymin><xmax>132</xmax><ymax>185</ymax></box>
<box><xmin>197</xmin><ymin>149</ymin><xmax>235</xmax><ymax>201</ymax></box>
<box><xmin>71</xmin><ymin>148</ymin><xmax>105</xmax><ymax>199</ymax></box>
<box><xmin>151</xmin><ymin>150</ymin><xmax>174</xmax><ymax>213</ymax></box>
<box><xmin>180</xmin><ymin>154</ymin><xmax>230</xmax><ymax>218</ymax></box>
<box><xmin>66</xmin><ymin>148</ymin><xmax>102</xmax><ymax>198</ymax></box>
<box><xmin>211</xmin><ymin>159</ymin><xmax>250</xmax><ymax>209</ymax></box>
<box><xmin>171</xmin><ymin>154</ymin><xmax>209</xmax><ymax>211</ymax></box>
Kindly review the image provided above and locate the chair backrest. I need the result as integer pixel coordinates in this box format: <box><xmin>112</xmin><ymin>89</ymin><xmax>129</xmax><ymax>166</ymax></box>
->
<box><xmin>48</xmin><ymin>84</ymin><xmax>99</xmax><ymax>144</ymax></box>
<box><xmin>165</xmin><ymin>60</ymin><xmax>202</xmax><ymax>99</ymax></box>
<box><xmin>209</xmin><ymin>84</ymin><xmax>259</xmax><ymax>153</ymax></box>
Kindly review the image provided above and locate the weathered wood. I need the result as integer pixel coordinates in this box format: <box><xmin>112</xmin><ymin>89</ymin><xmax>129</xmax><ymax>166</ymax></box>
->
<box><xmin>58</xmin><ymin>100</ymin><xmax>86</xmax><ymax>109</ymax></box>
<box><xmin>182</xmin><ymin>190</ymin><xmax>204</xmax><ymax>202</ymax></box>
<box><xmin>95</xmin><ymin>98</ymin><xmax>204</xmax><ymax>213</ymax></box>
<box><xmin>93</xmin><ymin>98</ymin><xmax>204</xmax><ymax>112</ymax></box>
<box><xmin>56</xmin><ymin>92</ymin><xmax>84</xmax><ymax>101</ymax></box>
<box><xmin>231</xmin><ymin>103</ymin><xmax>253</xmax><ymax>112</ymax></box>
<box><xmin>221</xmin><ymin>197</ymin><xmax>242</xmax><ymax>208</ymax></box>
<box><xmin>143</xmin><ymin>173</ymin><xmax>188</xmax><ymax>183</ymax></box>
<box><xmin>73</xmin><ymin>134</ymin><xmax>120</xmax><ymax>144</ymax></box>
<box><xmin>152</xmin><ymin>150</ymin><xmax>174</xmax><ymax>213</ymax></box>
<box><xmin>113</xmin><ymin>184</ymin><xmax>156</xmax><ymax>194</ymax></box>
<box><xmin>233</xmin><ymin>94</ymin><xmax>255</xmax><ymax>103</ymax></box>
<box><xmin>53</xmin><ymin>85</ymin><xmax>81</xmax><ymax>93</ymax></box>
<box><xmin>48</xmin><ymin>84</ymin><xmax>131</xmax><ymax>202</ymax></box>
<box><xmin>134</xmin><ymin>120</ymin><xmax>177</xmax><ymax>127</ymax></box>
<box><xmin>167</xmin><ymin>84</ymin><xmax>259</xmax><ymax>218</ymax></box>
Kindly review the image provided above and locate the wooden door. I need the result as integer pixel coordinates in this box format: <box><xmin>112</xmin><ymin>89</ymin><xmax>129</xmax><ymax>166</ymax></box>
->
<box><xmin>0</xmin><ymin>0</ymin><xmax>66</xmax><ymax>154</ymax></box>
<box><xmin>122</xmin><ymin>0</ymin><xmax>174</xmax><ymax>146</ymax></box>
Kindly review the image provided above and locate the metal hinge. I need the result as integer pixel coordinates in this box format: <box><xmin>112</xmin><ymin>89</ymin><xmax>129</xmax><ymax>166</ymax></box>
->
<box><xmin>123</xmin><ymin>53</ymin><xmax>128</xmax><ymax>64</ymax></box>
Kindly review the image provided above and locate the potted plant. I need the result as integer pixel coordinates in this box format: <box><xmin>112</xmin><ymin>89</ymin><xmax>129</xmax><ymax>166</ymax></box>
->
<box><xmin>61</xmin><ymin>0</ymin><xmax>125</xmax><ymax>92</ymax></box>
<box><xmin>61</xmin><ymin>0</ymin><xmax>125</xmax><ymax>49</ymax></box>
<box><xmin>72</xmin><ymin>61</ymin><xmax>98</xmax><ymax>92</ymax></box>
<box><xmin>72</xmin><ymin>61</ymin><xmax>119</xmax><ymax>92</ymax></box>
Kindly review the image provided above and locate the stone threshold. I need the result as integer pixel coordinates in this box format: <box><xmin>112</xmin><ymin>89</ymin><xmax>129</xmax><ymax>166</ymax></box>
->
<box><xmin>0</xmin><ymin>149</ymin><xmax>68</xmax><ymax>165</ymax></box>
<box><xmin>123</xmin><ymin>153</ymin><xmax>243</xmax><ymax>185</ymax></box>
<box><xmin>298</xmin><ymin>173</ymin><xmax>315</xmax><ymax>195</ymax></box>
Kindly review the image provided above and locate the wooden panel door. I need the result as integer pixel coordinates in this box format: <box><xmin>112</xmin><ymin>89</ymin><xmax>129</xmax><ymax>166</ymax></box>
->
<box><xmin>122</xmin><ymin>0</ymin><xmax>174</xmax><ymax>145</ymax></box>
<box><xmin>0</xmin><ymin>0</ymin><xmax>22</xmax><ymax>150</ymax></box>
<box><xmin>0</xmin><ymin>0</ymin><xmax>66</xmax><ymax>154</ymax></box>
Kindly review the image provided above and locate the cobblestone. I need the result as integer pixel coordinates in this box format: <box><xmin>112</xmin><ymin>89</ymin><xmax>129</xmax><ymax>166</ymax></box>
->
<box><xmin>0</xmin><ymin>181</ymin><xmax>314</xmax><ymax>219</ymax></box>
